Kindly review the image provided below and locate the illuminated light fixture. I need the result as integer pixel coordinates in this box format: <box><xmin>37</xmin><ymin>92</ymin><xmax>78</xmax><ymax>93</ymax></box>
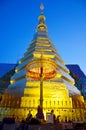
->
<box><xmin>10</xmin><ymin>80</ymin><xmax>15</xmax><ymax>84</ymax></box>
<box><xmin>15</xmin><ymin>69</ymin><xmax>18</xmax><ymax>72</ymax></box>
<box><xmin>19</xmin><ymin>60</ymin><xmax>21</xmax><ymax>64</ymax></box>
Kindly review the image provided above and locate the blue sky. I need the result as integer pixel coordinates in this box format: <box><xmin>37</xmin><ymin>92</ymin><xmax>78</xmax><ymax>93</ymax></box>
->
<box><xmin>0</xmin><ymin>0</ymin><xmax>86</xmax><ymax>74</ymax></box>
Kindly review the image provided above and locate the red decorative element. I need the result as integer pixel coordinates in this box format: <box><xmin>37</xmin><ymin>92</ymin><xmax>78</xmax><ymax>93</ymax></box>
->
<box><xmin>26</xmin><ymin>69</ymin><xmax>56</xmax><ymax>80</ymax></box>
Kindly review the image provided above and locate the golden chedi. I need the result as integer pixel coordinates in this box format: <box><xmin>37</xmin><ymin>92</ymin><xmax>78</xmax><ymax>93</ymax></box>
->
<box><xmin>0</xmin><ymin>4</ymin><xmax>85</xmax><ymax>122</ymax></box>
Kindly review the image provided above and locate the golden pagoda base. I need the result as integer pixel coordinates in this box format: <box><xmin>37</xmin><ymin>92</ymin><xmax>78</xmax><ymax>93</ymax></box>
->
<box><xmin>0</xmin><ymin>93</ymin><xmax>86</xmax><ymax>122</ymax></box>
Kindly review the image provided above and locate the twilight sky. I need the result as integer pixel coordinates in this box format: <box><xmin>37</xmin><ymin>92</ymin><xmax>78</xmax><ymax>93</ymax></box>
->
<box><xmin>0</xmin><ymin>0</ymin><xmax>86</xmax><ymax>74</ymax></box>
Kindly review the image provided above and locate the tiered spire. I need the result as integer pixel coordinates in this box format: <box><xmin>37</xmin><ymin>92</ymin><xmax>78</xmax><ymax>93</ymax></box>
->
<box><xmin>6</xmin><ymin>3</ymin><xmax>81</xmax><ymax>97</ymax></box>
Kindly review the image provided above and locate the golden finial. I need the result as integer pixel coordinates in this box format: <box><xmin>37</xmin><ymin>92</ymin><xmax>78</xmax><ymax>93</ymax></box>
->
<box><xmin>40</xmin><ymin>3</ymin><xmax>44</xmax><ymax>12</ymax></box>
<box><xmin>37</xmin><ymin>3</ymin><xmax>47</xmax><ymax>32</ymax></box>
